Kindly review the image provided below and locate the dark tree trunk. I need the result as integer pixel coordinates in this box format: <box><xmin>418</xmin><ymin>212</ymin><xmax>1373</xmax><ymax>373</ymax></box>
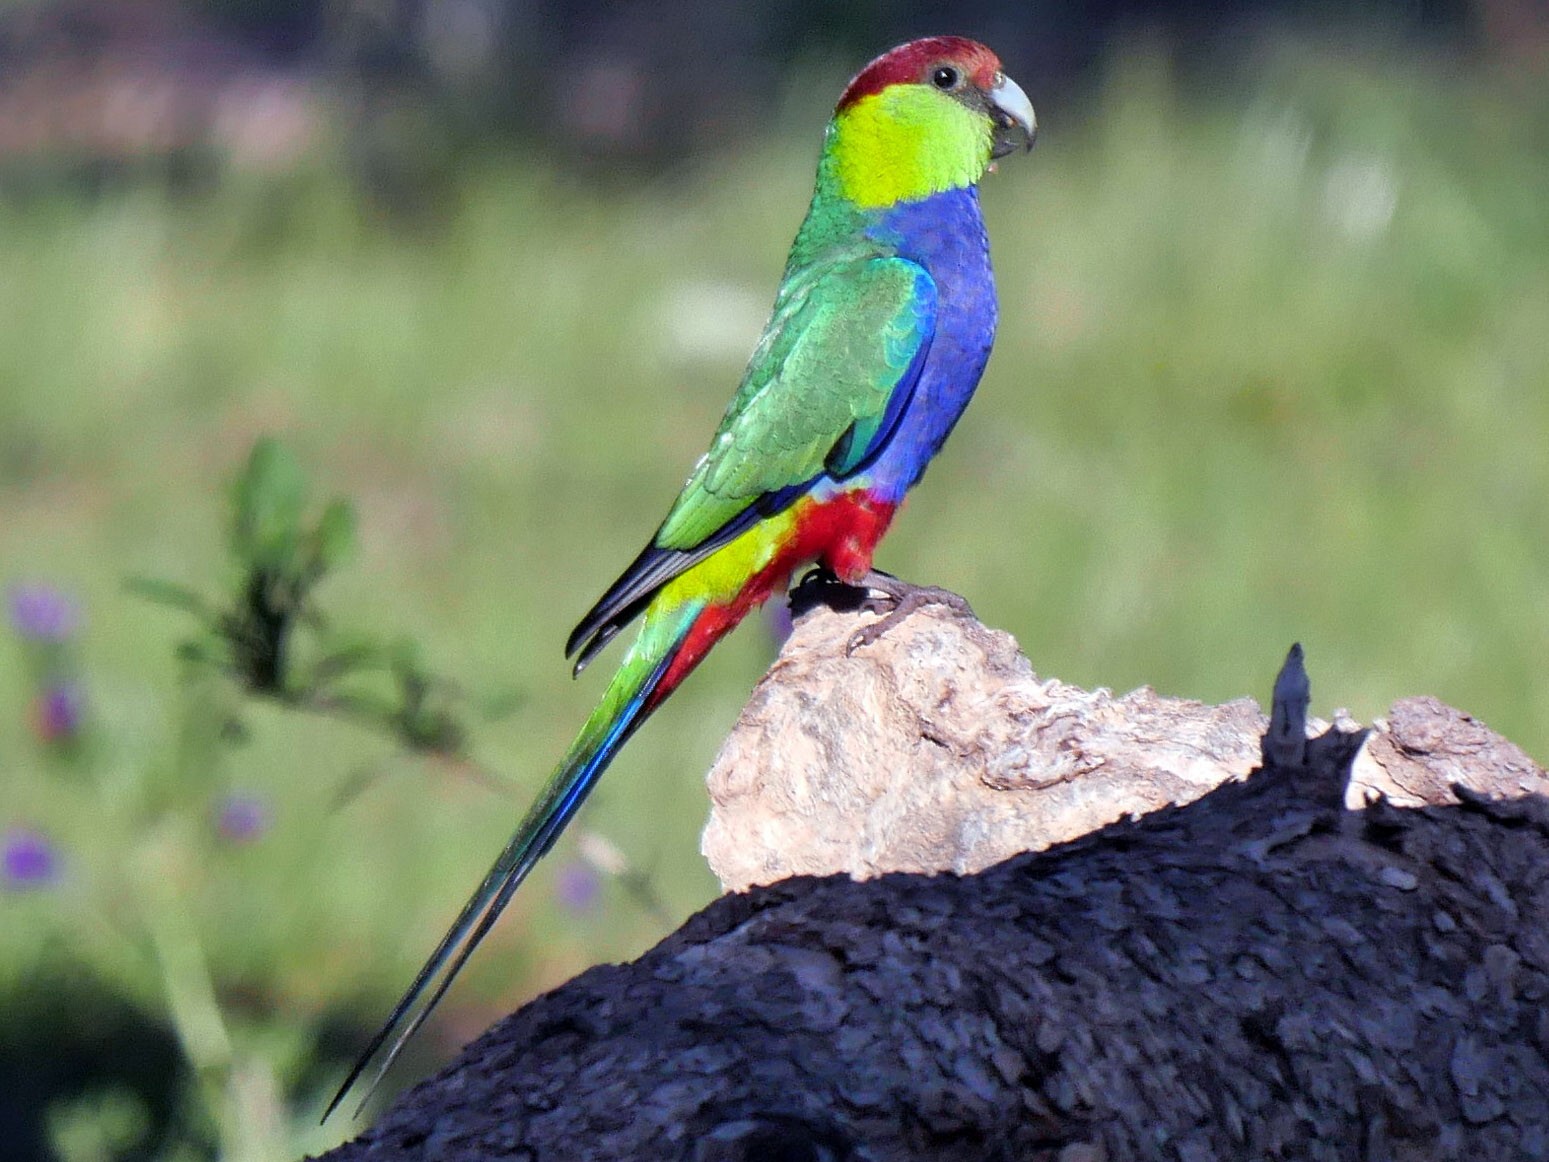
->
<box><xmin>316</xmin><ymin>600</ymin><xmax>1549</xmax><ymax>1162</ymax></box>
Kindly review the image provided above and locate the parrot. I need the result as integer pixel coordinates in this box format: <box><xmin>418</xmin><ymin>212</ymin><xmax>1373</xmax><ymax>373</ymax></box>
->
<box><xmin>327</xmin><ymin>35</ymin><xmax>1035</xmax><ymax>1118</ymax></box>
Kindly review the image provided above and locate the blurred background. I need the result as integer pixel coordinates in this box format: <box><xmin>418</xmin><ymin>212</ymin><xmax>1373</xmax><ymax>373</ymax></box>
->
<box><xmin>1</xmin><ymin>0</ymin><xmax>1546</xmax><ymax>1157</ymax></box>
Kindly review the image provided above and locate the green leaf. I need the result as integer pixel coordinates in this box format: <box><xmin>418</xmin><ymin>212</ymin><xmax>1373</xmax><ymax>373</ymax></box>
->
<box><xmin>400</xmin><ymin>708</ymin><xmax>463</xmax><ymax>756</ymax></box>
<box><xmin>328</xmin><ymin>690</ymin><xmax>400</xmax><ymax>721</ymax></box>
<box><xmin>124</xmin><ymin>576</ymin><xmax>212</xmax><ymax>618</ymax></box>
<box><xmin>231</xmin><ymin>437</ymin><xmax>307</xmax><ymax>572</ymax></box>
<box><xmin>309</xmin><ymin>640</ymin><xmax>384</xmax><ymax>682</ymax></box>
<box><xmin>387</xmin><ymin>636</ymin><xmax>423</xmax><ymax>674</ymax></box>
<box><xmin>309</xmin><ymin>498</ymin><xmax>357</xmax><ymax>574</ymax></box>
<box><xmin>175</xmin><ymin>639</ymin><xmax>222</xmax><ymax>666</ymax></box>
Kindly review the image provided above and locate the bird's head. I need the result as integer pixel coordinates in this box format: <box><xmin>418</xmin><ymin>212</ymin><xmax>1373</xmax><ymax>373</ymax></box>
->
<box><xmin>826</xmin><ymin>36</ymin><xmax>1036</xmax><ymax>210</ymax></box>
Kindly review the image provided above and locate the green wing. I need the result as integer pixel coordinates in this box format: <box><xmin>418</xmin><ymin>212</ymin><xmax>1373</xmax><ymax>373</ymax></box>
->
<box><xmin>566</xmin><ymin>256</ymin><xmax>937</xmax><ymax>667</ymax></box>
<box><xmin>658</xmin><ymin>256</ymin><xmax>935</xmax><ymax>546</ymax></box>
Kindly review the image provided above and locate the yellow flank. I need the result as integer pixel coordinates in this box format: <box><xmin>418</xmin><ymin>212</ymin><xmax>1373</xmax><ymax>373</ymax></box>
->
<box><xmin>829</xmin><ymin>87</ymin><xmax>993</xmax><ymax>209</ymax></box>
<box><xmin>655</xmin><ymin>502</ymin><xmax>804</xmax><ymax>609</ymax></box>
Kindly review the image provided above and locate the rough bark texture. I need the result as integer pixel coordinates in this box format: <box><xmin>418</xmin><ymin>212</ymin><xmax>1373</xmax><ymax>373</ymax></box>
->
<box><xmin>318</xmin><ymin>600</ymin><xmax>1549</xmax><ymax>1162</ymax></box>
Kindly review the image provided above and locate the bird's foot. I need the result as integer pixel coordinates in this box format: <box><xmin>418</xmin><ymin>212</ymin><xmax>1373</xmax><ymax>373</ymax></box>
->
<box><xmin>846</xmin><ymin>570</ymin><xmax>974</xmax><ymax>654</ymax></box>
<box><xmin>788</xmin><ymin>568</ymin><xmax>974</xmax><ymax>652</ymax></box>
<box><xmin>788</xmin><ymin>566</ymin><xmax>871</xmax><ymax>618</ymax></box>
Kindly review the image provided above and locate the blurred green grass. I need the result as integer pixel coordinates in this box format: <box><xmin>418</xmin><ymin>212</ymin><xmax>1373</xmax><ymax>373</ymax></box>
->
<box><xmin>2</xmin><ymin>38</ymin><xmax>1548</xmax><ymax>1157</ymax></box>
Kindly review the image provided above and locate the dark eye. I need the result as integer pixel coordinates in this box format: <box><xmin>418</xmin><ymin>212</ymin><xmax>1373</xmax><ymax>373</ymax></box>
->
<box><xmin>931</xmin><ymin>66</ymin><xmax>960</xmax><ymax>90</ymax></box>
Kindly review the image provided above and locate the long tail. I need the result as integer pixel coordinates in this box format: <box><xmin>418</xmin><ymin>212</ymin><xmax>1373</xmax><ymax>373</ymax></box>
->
<box><xmin>323</xmin><ymin>599</ymin><xmax>720</xmax><ymax>1121</ymax></box>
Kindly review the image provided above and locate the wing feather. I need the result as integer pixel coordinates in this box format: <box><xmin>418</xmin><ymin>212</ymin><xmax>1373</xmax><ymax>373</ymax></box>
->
<box><xmin>565</xmin><ymin>257</ymin><xmax>936</xmax><ymax>666</ymax></box>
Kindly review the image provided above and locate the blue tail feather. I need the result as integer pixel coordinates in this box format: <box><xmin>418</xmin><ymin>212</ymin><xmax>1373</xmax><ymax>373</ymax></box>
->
<box><xmin>322</xmin><ymin>648</ymin><xmax>676</xmax><ymax>1121</ymax></box>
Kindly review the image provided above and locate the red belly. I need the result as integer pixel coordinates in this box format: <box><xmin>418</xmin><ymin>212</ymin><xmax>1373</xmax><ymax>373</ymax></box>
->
<box><xmin>646</xmin><ymin>492</ymin><xmax>898</xmax><ymax>707</ymax></box>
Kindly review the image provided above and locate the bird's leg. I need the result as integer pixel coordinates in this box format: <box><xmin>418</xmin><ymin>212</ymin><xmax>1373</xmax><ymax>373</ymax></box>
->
<box><xmin>846</xmin><ymin>569</ymin><xmax>974</xmax><ymax>654</ymax></box>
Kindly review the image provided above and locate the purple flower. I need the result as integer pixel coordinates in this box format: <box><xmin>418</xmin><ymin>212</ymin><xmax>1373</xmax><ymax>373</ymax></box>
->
<box><xmin>554</xmin><ymin>859</ymin><xmax>601</xmax><ymax>915</ymax></box>
<box><xmin>7</xmin><ymin>584</ymin><xmax>79</xmax><ymax>642</ymax></box>
<box><xmin>3</xmin><ymin>827</ymin><xmax>59</xmax><ymax>889</ymax></box>
<box><xmin>30</xmin><ymin>682</ymin><xmax>84</xmax><ymax>742</ymax></box>
<box><xmin>215</xmin><ymin>793</ymin><xmax>271</xmax><ymax>844</ymax></box>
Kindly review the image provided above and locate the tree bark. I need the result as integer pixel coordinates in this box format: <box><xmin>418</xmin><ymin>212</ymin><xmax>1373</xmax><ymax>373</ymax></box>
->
<box><xmin>317</xmin><ymin>598</ymin><xmax>1549</xmax><ymax>1162</ymax></box>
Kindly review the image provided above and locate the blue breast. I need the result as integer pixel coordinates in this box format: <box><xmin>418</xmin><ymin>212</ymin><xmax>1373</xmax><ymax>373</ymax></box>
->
<box><xmin>857</xmin><ymin>185</ymin><xmax>997</xmax><ymax>503</ymax></box>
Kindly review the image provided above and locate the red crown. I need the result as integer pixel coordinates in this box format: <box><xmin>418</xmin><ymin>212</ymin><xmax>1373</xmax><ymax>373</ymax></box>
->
<box><xmin>836</xmin><ymin>37</ymin><xmax>1002</xmax><ymax>112</ymax></box>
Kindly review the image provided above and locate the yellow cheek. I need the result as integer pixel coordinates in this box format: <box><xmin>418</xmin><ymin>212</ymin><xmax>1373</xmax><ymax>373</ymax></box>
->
<box><xmin>830</xmin><ymin>88</ymin><xmax>991</xmax><ymax>209</ymax></box>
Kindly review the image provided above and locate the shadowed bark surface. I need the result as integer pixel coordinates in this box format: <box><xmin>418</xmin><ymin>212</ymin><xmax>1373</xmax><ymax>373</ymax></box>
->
<box><xmin>317</xmin><ymin>600</ymin><xmax>1549</xmax><ymax>1162</ymax></box>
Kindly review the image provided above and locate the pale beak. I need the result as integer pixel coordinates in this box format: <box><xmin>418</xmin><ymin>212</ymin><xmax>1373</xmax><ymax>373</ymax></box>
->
<box><xmin>988</xmin><ymin>74</ymin><xmax>1036</xmax><ymax>158</ymax></box>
